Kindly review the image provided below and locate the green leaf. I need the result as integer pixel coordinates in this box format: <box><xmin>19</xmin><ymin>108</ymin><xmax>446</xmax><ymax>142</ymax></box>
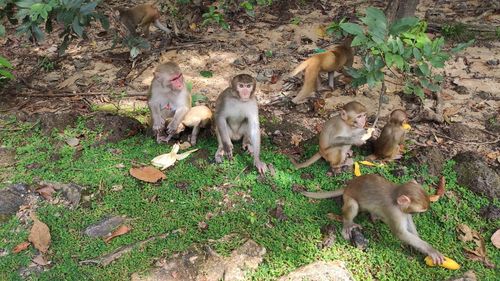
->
<box><xmin>351</xmin><ymin>34</ymin><xmax>367</xmax><ymax>46</ymax></box>
<box><xmin>393</xmin><ymin>54</ymin><xmax>404</xmax><ymax>69</ymax></box>
<box><xmin>0</xmin><ymin>68</ymin><xmax>14</xmax><ymax>79</ymax></box>
<box><xmin>0</xmin><ymin>25</ymin><xmax>5</xmax><ymax>37</ymax></box>
<box><xmin>200</xmin><ymin>70</ymin><xmax>213</xmax><ymax>78</ymax></box>
<box><xmin>339</xmin><ymin>22</ymin><xmax>364</xmax><ymax>35</ymax></box>
<box><xmin>414</xmin><ymin>86</ymin><xmax>424</xmax><ymax>99</ymax></box>
<box><xmin>451</xmin><ymin>39</ymin><xmax>474</xmax><ymax>53</ymax></box>
<box><xmin>365</xmin><ymin>7</ymin><xmax>386</xmax><ymax>25</ymax></box>
<box><xmin>0</xmin><ymin>56</ymin><xmax>13</xmax><ymax>68</ymax></box>
<box><xmin>385</xmin><ymin>53</ymin><xmax>394</xmax><ymax>67</ymax></box>
<box><xmin>72</xmin><ymin>17</ymin><xmax>83</xmax><ymax>37</ymax></box>
<box><xmin>389</xmin><ymin>17</ymin><xmax>418</xmax><ymax>35</ymax></box>
<box><xmin>191</xmin><ymin>93</ymin><xmax>208</xmax><ymax>106</ymax></box>
<box><xmin>16</xmin><ymin>0</ymin><xmax>36</xmax><ymax>9</ymax></box>
<box><xmin>130</xmin><ymin>47</ymin><xmax>140</xmax><ymax>59</ymax></box>
<box><xmin>429</xmin><ymin>54</ymin><xmax>446</xmax><ymax>68</ymax></box>
<box><xmin>418</xmin><ymin>63</ymin><xmax>430</xmax><ymax>76</ymax></box>
<box><xmin>80</xmin><ymin>1</ymin><xmax>98</xmax><ymax>15</ymax></box>
<box><xmin>412</xmin><ymin>47</ymin><xmax>422</xmax><ymax>60</ymax></box>
<box><xmin>32</xmin><ymin>25</ymin><xmax>44</xmax><ymax>41</ymax></box>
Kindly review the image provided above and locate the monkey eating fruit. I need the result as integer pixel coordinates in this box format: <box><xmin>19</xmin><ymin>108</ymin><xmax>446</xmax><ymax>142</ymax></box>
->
<box><xmin>301</xmin><ymin>174</ymin><xmax>445</xmax><ymax>265</ymax></box>
<box><xmin>370</xmin><ymin>109</ymin><xmax>408</xmax><ymax>160</ymax></box>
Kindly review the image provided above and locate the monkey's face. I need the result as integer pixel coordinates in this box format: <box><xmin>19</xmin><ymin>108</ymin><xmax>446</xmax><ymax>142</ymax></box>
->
<box><xmin>169</xmin><ymin>73</ymin><xmax>184</xmax><ymax>90</ymax></box>
<box><xmin>353</xmin><ymin>112</ymin><xmax>366</xmax><ymax>128</ymax></box>
<box><xmin>236</xmin><ymin>82</ymin><xmax>254</xmax><ymax>101</ymax></box>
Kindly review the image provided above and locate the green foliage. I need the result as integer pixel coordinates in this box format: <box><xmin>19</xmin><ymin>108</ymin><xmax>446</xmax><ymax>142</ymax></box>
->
<box><xmin>200</xmin><ymin>70</ymin><xmax>213</xmax><ymax>78</ymax></box>
<box><xmin>202</xmin><ymin>6</ymin><xmax>229</xmax><ymax>30</ymax></box>
<box><xmin>326</xmin><ymin>17</ymin><xmax>348</xmax><ymax>39</ymax></box>
<box><xmin>290</xmin><ymin>17</ymin><xmax>301</xmax><ymax>25</ymax></box>
<box><xmin>340</xmin><ymin>7</ymin><xmax>474</xmax><ymax>99</ymax></box>
<box><xmin>37</xmin><ymin>56</ymin><xmax>55</xmax><ymax>71</ymax></box>
<box><xmin>122</xmin><ymin>35</ymin><xmax>150</xmax><ymax>60</ymax></box>
<box><xmin>0</xmin><ymin>55</ymin><xmax>14</xmax><ymax>83</ymax></box>
<box><xmin>240</xmin><ymin>0</ymin><xmax>271</xmax><ymax>17</ymax></box>
<box><xmin>2</xmin><ymin>0</ymin><xmax>108</xmax><ymax>54</ymax></box>
<box><xmin>441</xmin><ymin>22</ymin><xmax>469</xmax><ymax>40</ymax></box>
<box><xmin>191</xmin><ymin>93</ymin><xmax>208</xmax><ymax>106</ymax></box>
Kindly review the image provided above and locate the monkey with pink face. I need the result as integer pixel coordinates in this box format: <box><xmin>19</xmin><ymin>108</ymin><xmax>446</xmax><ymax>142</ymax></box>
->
<box><xmin>214</xmin><ymin>74</ymin><xmax>268</xmax><ymax>175</ymax></box>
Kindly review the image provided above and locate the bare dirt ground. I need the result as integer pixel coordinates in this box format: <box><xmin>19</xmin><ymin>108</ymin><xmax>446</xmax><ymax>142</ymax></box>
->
<box><xmin>0</xmin><ymin>0</ymin><xmax>499</xmax><ymax>164</ymax></box>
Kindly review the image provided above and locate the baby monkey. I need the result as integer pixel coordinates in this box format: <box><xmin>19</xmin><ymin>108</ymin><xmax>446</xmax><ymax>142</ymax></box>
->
<box><xmin>117</xmin><ymin>4</ymin><xmax>171</xmax><ymax>37</ymax></box>
<box><xmin>302</xmin><ymin>174</ymin><xmax>445</xmax><ymax>265</ymax></box>
<box><xmin>371</xmin><ymin>109</ymin><xmax>408</xmax><ymax>160</ymax></box>
<box><xmin>176</xmin><ymin>105</ymin><xmax>212</xmax><ymax>146</ymax></box>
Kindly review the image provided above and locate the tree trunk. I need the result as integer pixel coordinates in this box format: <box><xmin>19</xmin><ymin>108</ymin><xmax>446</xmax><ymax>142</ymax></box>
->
<box><xmin>385</xmin><ymin>0</ymin><xmax>419</xmax><ymax>24</ymax></box>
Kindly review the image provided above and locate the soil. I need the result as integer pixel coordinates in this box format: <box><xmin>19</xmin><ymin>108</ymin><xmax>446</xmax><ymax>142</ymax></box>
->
<box><xmin>0</xmin><ymin>1</ymin><xmax>499</xmax><ymax>179</ymax></box>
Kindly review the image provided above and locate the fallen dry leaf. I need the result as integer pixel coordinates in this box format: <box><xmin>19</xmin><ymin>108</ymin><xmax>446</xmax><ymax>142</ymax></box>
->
<box><xmin>129</xmin><ymin>166</ymin><xmax>166</xmax><ymax>183</ymax></box>
<box><xmin>36</xmin><ymin>185</ymin><xmax>56</xmax><ymax>201</ymax></box>
<box><xmin>104</xmin><ymin>225</ymin><xmax>132</xmax><ymax>243</ymax></box>
<box><xmin>65</xmin><ymin>137</ymin><xmax>80</xmax><ymax>147</ymax></box>
<box><xmin>28</xmin><ymin>218</ymin><xmax>51</xmax><ymax>253</ymax></box>
<box><xmin>491</xmin><ymin>229</ymin><xmax>500</xmax><ymax>249</ymax></box>
<box><xmin>429</xmin><ymin>176</ymin><xmax>446</xmax><ymax>202</ymax></box>
<box><xmin>290</xmin><ymin>133</ymin><xmax>303</xmax><ymax>147</ymax></box>
<box><xmin>151</xmin><ymin>144</ymin><xmax>198</xmax><ymax>170</ymax></box>
<box><xmin>32</xmin><ymin>254</ymin><xmax>50</xmax><ymax>266</ymax></box>
<box><xmin>456</xmin><ymin>224</ymin><xmax>494</xmax><ymax>268</ymax></box>
<box><xmin>12</xmin><ymin>241</ymin><xmax>31</xmax><ymax>253</ymax></box>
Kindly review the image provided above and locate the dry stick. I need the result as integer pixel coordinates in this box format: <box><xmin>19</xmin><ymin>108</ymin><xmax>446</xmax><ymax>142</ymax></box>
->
<box><xmin>434</xmin><ymin>132</ymin><xmax>500</xmax><ymax>145</ymax></box>
<box><xmin>371</xmin><ymin>81</ymin><xmax>386</xmax><ymax>129</ymax></box>
<box><xmin>18</xmin><ymin>92</ymin><xmax>148</xmax><ymax>98</ymax></box>
<box><xmin>79</xmin><ymin>230</ymin><xmax>178</xmax><ymax>266</ymax></box>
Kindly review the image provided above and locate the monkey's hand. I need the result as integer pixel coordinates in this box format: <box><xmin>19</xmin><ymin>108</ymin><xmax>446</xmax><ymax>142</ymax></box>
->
<box><xmin>427</xmin><ymin>249</ymin><xmax>445</xmax><ymax>265</ymax></box>
<box><xmin>166</xmin><ymin>122</ymin><xmax>180</xmax><ymax>135</ymax></box>
<box><xmin>254</xmin><ymin>159</ymin><xmax>267</xmax><ymax>175</ymax></box>
<box><xmin>223</xmin><ymin>144</ymin><xmax>233</xmax><ymax>161</ymax></box>
<box><xmin>341</xmin><ymin>223</ymin><xmax>362</xmax><ymax>240</ymax></box>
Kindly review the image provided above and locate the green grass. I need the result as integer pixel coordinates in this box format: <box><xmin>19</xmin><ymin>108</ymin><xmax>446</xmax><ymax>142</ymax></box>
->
<box><xmin>0</xmin><ymin>119</ymin><xmax>498</xmax><ymax>281</ymax></box>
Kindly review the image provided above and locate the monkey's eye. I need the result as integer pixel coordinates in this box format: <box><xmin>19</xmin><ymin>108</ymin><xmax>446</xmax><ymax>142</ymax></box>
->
<box><xmin>238</xmin><ymin>84</ymin><xmax>244</xmax><ymax>88</ymax></box>
<box><xmin>246</xmin><ymin>85</ymin><xmax>252</xmax><ymax>88</ymax></box>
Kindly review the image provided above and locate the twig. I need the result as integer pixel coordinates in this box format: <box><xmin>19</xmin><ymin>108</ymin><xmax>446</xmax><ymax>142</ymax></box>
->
<box><xmin>371</xmin><ymin>81</ymin><xmax>386</xmax><ymax>129</ymax></box>
<box><xmin>434</xmin><ymin>132</ymin><xmax>500</xmax><ymax>145</ymax></box>
<box><xmin>17</xmin><ymin>91</ymin><xmax>148</xmax><ymax>98</ymax></box>
<box><xmin>79</xmin><ymin>230</ymin><xmax>178</xmax><ymax>266</ymax></box>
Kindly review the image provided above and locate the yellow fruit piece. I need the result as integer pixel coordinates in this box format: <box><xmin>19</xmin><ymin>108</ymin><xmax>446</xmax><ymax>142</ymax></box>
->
<box><xmin>354</xmin><ymin>162</ymin><xmax>361</xmax><ymax>177</ymax></box>
<box><xmin>359</xmin><ymin>160</ymin><xmax>376</xmax><ymax>166</ymax></box>
<box><xmin>402</xmin><ymin>123</ymin><xmax>412</xmax><ymax>131</ymax></box>
<box><xmin>424</xmin><ymin>256</ymin><xmax>460</xmax><ymax>270</ymax></box>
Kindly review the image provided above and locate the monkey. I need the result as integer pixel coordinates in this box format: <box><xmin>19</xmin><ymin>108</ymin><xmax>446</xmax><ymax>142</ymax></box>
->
<box><xmin>291</xmin><ymin>101</ymin><xmax>368</xmax><ymax>172</ymax></box>
<box><xmin>301</xmin><ymin>174</ymin><xmax>445</xmax><ymax>265</ymax></box>
<box><xmin>148</xmin><ymin>61</ymin><xmax>191</xmax><ymax>144</ymax></box>
<box><xmin>175</xmin><ymin>105</ymin><xmax>212</xmax><ymax>146</ymax></box>
<box><xmin>291</xmin><ymin>37</ymin><xmax>354</xmax><ymax>104</ymax></box>
<box><xmin>214</xmin><ymin>74</ymin><xmax>267</xmax><ymax>175</ymax></box>
<box><xmin>370</xmin><ymin>109</ymin><xmax>408</xmax><ymax>160</ymax></box>
<box><xmin>117</xmin><ymin>4</ymin><xmax>171</xmax><ymax>37</ymax></box>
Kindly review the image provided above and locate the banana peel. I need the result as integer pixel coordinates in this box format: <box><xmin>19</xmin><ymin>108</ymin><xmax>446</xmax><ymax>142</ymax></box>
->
<box><xmin>424</xmin><ymin>256</ymin><xmax>460</xmax><ymax>270</ymax></box>
<box><xmin>354</xmin><ymin>162</ymin><xmax>361</xmax><ymax>176</ymax></box>
<box><xmin>151</xmin><ymin>144</ymin><xmax>198</xmax><ymax>170</ymax></box>
<box><xmin>402</xmin><ymin>123</ymin><xmax>411</xmax><ymax>131</ymax></box>
<box><xmin>361</xmin><ymin>128</ymin><xmax>375</xmax><ymax>141</ymax></box>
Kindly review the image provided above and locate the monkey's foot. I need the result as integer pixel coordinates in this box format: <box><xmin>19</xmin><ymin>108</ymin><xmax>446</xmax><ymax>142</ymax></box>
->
<box><xmin>341</xmin><ymin>223</ymin><xmax>362</xmax><ymax>240</ymax></box>
<box><xmin>346</xmin><ymin>149</ymin><xmax>354</xmax><ymax>157</ymax></box>
<box><xmin>255</xmin><ymin>160</ymin><xmax>268</xmax><ymax>175</ymax></box>
<box><xmin>392</xmin><ymin>154</ymin><xmax>403</xmax><ymax>160</ymax></box>
<box><xmin>156</xmin><ymin>135</ymin><xmax>171</xmax><ymax>143</ymax></box>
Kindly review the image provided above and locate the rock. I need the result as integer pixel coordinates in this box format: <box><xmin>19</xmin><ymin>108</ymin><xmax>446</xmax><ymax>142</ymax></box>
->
<box><xmin>61</xmin><ymin>183</ymin><xmax>83</xmax><ymax>208</ymax></box>
<box><xmin>453</xmin><ymin>151</ymin><xmax>500</xmax><ymax>199</ymax></box>
<box><xmin>446</xmin><ymin>270</ymin><xmax>477</xmax><ymax>281</ymax></box>
<box><xmin>30</xmin><ymin>112</ymin><xmax>80</xmax><ymax>135</ymax></box>
<box><xmin>85</xmin><ymin>112</ymin><xmax>144</xmax><ymax>144</ymax></box>
<box><xmin>84</xmin><ymin>216</ymin><xmax>127</xmax><ymax>238</ymax></box>
<box><xmin>0</xmin><ymin>184</ymin><xmax>30</xmax><ymax>221</ymax></box>
<box><xmin>408</xmin><ymin>146</ymin><xmax>446</xmax><ymax>177</ymax></box>
<box><xmin>480</xmin><ymin>205</ymin><xmax>500</xmax><ymax>220</ymax></box>
<box><xmin>447</xmin><ymin>123</ymin><xmax>484</xmax><ymax>142</ymax></box>
<box><xmin>131</xmin><ymin>239</ymin><xmax>265</xmax><ymax>281</ymax></box>
<box><xmin>277</xmin><ymin>261</ymin><xmax>354</xmax><ymax>281</ymax></box>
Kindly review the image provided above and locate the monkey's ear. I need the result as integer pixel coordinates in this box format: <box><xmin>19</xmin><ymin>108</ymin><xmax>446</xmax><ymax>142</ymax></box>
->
<box><xmin>396</xmin><ymin>195</ymin><xmax>411</xmax><ymax>208</ymax></box>
<box><xmin>340</xmin><ymin>110</ymin><xmax>347</xmax><ymax>120</ymax></box>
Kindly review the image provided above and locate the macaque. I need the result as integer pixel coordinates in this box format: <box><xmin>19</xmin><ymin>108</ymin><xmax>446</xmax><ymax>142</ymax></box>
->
<box><xmin>176</xmin><ymin>105</ymin><xmax>212</xmax><ymax>146</ymax></box>
<box><xmin>291</xmin><ymin>37</ymin><xmax>353</xmax><ymax>104</ymax></box>
<box><xmin>302</xmin><ymin>174</ymin><xmax>445</xmax><ymax>265</ymax></box>
<box><xmin>148</xmin><ymin>62</ymin><xmax>191</xmax><ymax>143</ymax></box>
<box><xmin>214</xmin><ymin>74</ymin><xmax>267</xmax><ymax>175</ymax></box>
<box><xmin>117</xmin><ymin>4</ymin><xmax>171</xmax><ymax>37</ymax></box>
<box><xmin>371</xmin><ymin>109</ymin><xmax>408</xmax><ymax>160</ymax></box>
<box><xmin>291</xmin><ymin>101</ymin><xmax>368</xmax><ymax>171</ymax></box>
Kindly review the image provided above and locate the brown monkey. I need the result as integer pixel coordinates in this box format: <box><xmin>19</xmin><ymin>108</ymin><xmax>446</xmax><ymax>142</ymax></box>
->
<box><xmin>291</xmin><ymin>101</ymin><xmax>368</xmax><ymax>171</ymax></box>
<box><xmin>291</xmin><ymin>37</ymin><xmax>353</xmax><ymax>104</ymax></box>
<box><xmin>371</xmin><ymin>109</ymin><xmax>408</xmax><ymax>160</ymax></box>
<box><xmin>214</xmin><ymin>74</ymin><xmax>267</xmax><ymax>175</ymax></box>
<box><xmin>117</xmin><ymin>4</ymin><xmax>171</xmax><ymax>37</ymax></box>
<box><xmin>302</xmin><ymin>174</ymin><xmax>445</xmax><ymax>265</ymax></box>
<box><xmin>176</xmin><ymin>105</ymin><xmax>212</xmax><ymax>146</ymax></box>
<box><xmin>148</xmin><ymin>62</ymin><xmax>191</xmax><ymax>143</ymax></box>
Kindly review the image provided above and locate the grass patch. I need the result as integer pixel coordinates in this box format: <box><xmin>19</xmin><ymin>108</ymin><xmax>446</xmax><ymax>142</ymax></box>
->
<box><xmin>0</xmin><ymin>119</ymin><xmax>498</xmax><ymax>281</ymax></box>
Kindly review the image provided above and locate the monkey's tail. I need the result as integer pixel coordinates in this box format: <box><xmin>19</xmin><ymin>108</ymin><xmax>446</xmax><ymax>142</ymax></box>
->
<box><xmin>291</xmin><ymin>59</ymin><xmax>310</xmax><ymax>76</ymax></box>
<box><xmin>301</xmin><ymin>189</ymin><xmax>344</xmax><ymax>199</ymax></box>
<box><xmin>154</xmin><ymin>19</ymin><xmax>172</xmax><ymax>34</ymax></box>
<box><xmin>290</xmin><ymin>152</ymin><xmax>321</xmax><ymax>169</ymax></box>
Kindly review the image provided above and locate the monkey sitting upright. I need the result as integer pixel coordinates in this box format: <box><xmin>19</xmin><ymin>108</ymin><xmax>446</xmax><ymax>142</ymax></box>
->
<box><xmin>291</xmin><ymin>37</ymin><xmax>353</xmax><ymax>104</ymax></box>
<box><xmin>214</xmin><ymin>74</ymin><xmax>267</xmax><ymax>175</ymax></box>
<box><xmin>291</xmin><ymin>101</ymin><xmax>368</xmax><ymax>172</ymax></box>
<box><xmin>371</xmin><ymin>109</ymin><xmax>408</xmax><ymax>160</ymax></box>
<box><xmin>302</xmin><ymin>174</ymin><xmax>445</xmax><ymax>265</ymax></box>
<box><xmin>117</xmin><ymin>4</ymin><xmax>171</xmax><ymax>38</ymax></box>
